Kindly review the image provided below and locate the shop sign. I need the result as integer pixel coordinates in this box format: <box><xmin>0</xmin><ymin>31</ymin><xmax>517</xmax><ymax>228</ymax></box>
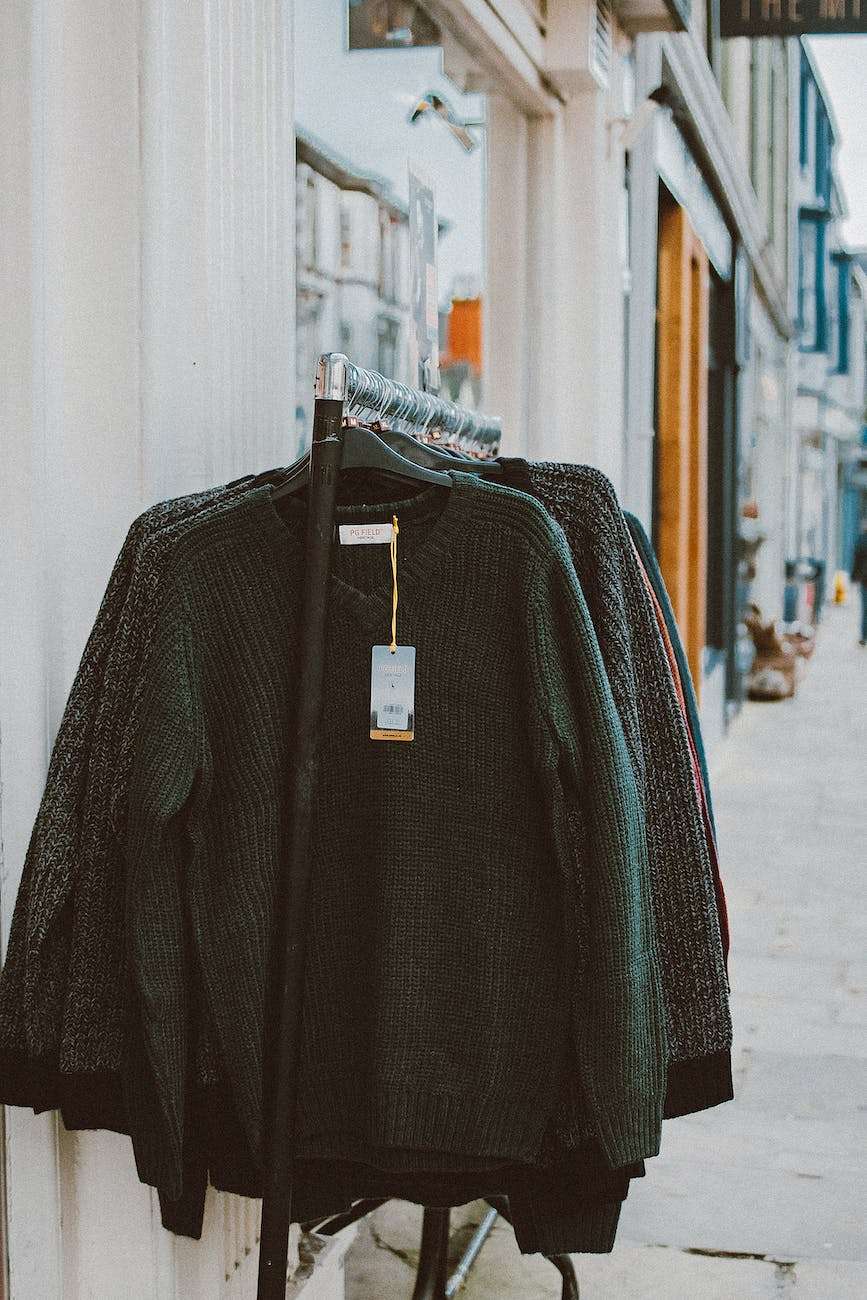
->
<box><xmin>720</xmin><ymin>0</ymin><xmax>867</xmax><ymax>37</ymax></box>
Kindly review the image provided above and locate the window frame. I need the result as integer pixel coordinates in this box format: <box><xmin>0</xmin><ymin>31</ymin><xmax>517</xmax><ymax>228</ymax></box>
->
<box><xmin>832</xmin><ymin>252</ymin><xmax>851</xmax><ymax>376</ymax></box>
<box><xmin>798</xmin><ymin>210</ymin><xmax>829</xmax><ymax>354</ymax></box>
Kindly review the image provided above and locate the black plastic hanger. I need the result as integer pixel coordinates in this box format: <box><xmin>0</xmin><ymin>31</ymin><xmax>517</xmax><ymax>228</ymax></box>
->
<box><xmin>270</xmin><ymin>422</ymin><xmax>452</xmax><ymax>500</ymax></box>
<box><xmin>375</xmin><ymin>425</ymin><xmax>502</xmax><ymax>475</ymax></box>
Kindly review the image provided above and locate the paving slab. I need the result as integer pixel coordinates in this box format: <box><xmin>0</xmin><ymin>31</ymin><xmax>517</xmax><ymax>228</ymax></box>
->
<box><xmin>789</xmin><ymin>1259</ymin><xmax>867</xmax><ymax>1297</ymax></box>
<box><xmin>570</xmin><ymin>1245</ymin><xmax>786</xmax><ymax>1300</ymax></box>
<box><xmin>618</xmin><ymin>1148</ymin><xmax>865</xmax><ymax>1261</ymax></box>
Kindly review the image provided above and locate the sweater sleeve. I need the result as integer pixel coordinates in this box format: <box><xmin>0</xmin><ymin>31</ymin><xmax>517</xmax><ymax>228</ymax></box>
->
<box><xmin>0</xmin><ymin>513</ymin><xmax>148</xmax><ymax>1098</ymax></box>
<box><xmin>528</xmin><ymin>534</ymin><xmax>667</xmax><ymax>1169</ymax></box>
<box><xmin>121</xmin><ymin>579</ymin><xmax>208</xmax><ymax>1202</ymax></box>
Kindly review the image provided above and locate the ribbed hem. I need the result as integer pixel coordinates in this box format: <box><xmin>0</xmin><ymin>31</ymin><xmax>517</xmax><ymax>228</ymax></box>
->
<box><xmin>507</xmin><ymin>1194</ymin><xmax>623</xmax><ymax>1256</ymax></box>
<box><xmin>297</xmin><ymin>1077</ymin><xmax>551</xmax><ymax>1166</ymax></box>
<box><xmin>0</xmin><ymin>1053</ymin><xmax>58</xmax><ymax>1111</ymax></box>
<box><xmin>158</xmin><ymin>1161</ymin><xmax>628</xmax><ymax>1256</ymax></box>
<box><xmin>594</xmin><ymin>1095</ymin><xmax>663</xmax><ymax>1168</ymax></box>
<box><xmin>664</xmin><ymin>1050</ymin><xmax>733</xmax><ymax>1119</ymax></box>
<box><xmin>295</xmin><ymin>1141</ymin><xmax>510</xmax><ymax>1174</ymax></box>
<box><xmin>0</xmin><ymin>1053</ymin><xmax>127</xmax><ymax>1131</ymax></box>
<box><xmin>159</xmin><ymin>1179</ymin><xmax>207</xmax><ymax>1240</ymax></box>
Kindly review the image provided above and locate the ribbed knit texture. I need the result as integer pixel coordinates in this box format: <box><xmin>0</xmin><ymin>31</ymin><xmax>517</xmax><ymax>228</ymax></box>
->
<box><xmin>632</xmin><ymin>543</ymin><xmax>730</xmax><ymax>966</ymax></box>
<box><xmin>507</xmin><ymin>1193</ymin><xmax>622</xmax><ymax>1256</ymax></box>
<box><xmin>0</xmin><ymin>511</ymin><xmax>146</xmax><ymax>1070</ymax></box>
<box><xmin>498</xmin><ymin>461</ymin><xmax>732</xmax><ymax>1117</ymax></box>
<box><xmin>0</xmin><ymin>474</ymin><xmax>273</xmax><ymax>1088</ymax></box>
<box><xmin>120</xmin><ymin>471</ymin><xmax>666</xmax><ymax>1208</ymax></box>
<box><xmin>0</xmin><ymin>467</ymin><xmax>669</xmax><ymax>1254</ymax></box>
<box><xmin>624</xmin><ymin>511</ymin><xmax>717</xmax><ymax>837</ymax></box>
<box><xmin>151</xmin><ymin>1066</ymin><xmax>634</xmax><ymax>1253</ymax></box>
<box><xmin>0</xmin><ymin>470</ymin><xmax>672</xmax><ymax>1130</ymax></box>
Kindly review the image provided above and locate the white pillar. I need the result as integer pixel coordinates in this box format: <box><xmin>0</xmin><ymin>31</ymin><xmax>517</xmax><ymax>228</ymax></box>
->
<box><xmin>485</xmin><ymin>94</ymin><xmax>530</xmax><ymax>454</ymax></box>
<box><xmin>524</xmin><ymin>79</ymin><xmax>629</xmax><ymax>482</ymax></box>
<box><xmin>624</xmin><ymin>37</ymin><xmax>664</xmax><ymax>524</ymax></box>
<box><xmin>139</xmin><ymin>0</ymin><xmax>295</xmax><ymax>501</ymax></box>
<box><xmin>0</xmin><ymin>1</ymin><xmax>295</xmax><ymax>1295</ymax></box>
<box><xmin>1</xmin><ymin>4</ymin><xmax>66</xmax><ymax>1296</ymax></box>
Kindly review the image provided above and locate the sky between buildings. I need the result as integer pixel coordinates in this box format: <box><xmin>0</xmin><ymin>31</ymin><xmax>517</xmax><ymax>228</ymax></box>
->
<box><xmin>807</xmin><ymin>37</ymin><xmax>867</xmax><ymax>248</ymax></box>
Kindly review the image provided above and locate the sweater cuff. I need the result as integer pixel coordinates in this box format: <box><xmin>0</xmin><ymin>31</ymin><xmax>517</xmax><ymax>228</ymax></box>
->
<box><xmin>0</xmin><ymin>1053</ymin><xmax>58</xmax><ymax>1111</ymax></box>
<box><xmin>664</xmin><ymin>1050</ymin><xmax>733</xmax><ymax>1119</ymax></box>
<box><xmin>595</xmin><ymin>1095</ymin><xmax>663</xmax><ymax>1168</ymax></box>
<box><xmin>0</xmin><ymin>1053</ymin><xmax>130</xmax><ymax>1135</ymax></box>
<box><xmin>159</xmin><ymin>1175</ymin><xmax>208</xmax><ymax>1240</ymax></box>
<box><xmin>508</xmin><ymin>1194</ymin><xmax>623</xmax><ymax>1256</ymax></box>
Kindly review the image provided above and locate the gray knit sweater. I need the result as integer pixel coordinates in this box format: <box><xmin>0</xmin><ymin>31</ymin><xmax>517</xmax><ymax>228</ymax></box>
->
<box><xmin>0</xmin><ymin>475</ymin><xmax>263</xmax><ymax>1088</ymax></box>
<box><xmin>499</xmin><ymin>461</ymin><xmax>732</xmax><ymax>1117</ymax></box>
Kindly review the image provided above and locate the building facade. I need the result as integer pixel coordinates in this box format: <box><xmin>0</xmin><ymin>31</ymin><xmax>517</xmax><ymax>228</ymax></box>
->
<box><xmin>2</xmin><ymin>3</ymin><xmax>859</xmax><ymax>1298</ymax></box>
<box><xmin>788</xmin><ymin>46</ymin><xmax>866</xmax><ymax>621</ymax></box>
<box><xmin>626</xmin><ymin>15</ymin><xmax>794</xmax><ymax>743</ymax></box>
<box><xmin>295</xmin><ymin>132</ymin><xmax>413</xmax><ymax>452</ymax></box>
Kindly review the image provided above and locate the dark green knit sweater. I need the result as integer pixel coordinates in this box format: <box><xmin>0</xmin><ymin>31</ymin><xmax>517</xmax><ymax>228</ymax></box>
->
<box><xmin>121</xmin><ymin>471</ymin><xmax>666</xmax><ymax>1205</ymax></box>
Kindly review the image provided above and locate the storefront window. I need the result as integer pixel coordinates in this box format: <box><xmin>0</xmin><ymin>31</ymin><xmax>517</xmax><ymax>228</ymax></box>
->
<box><xmin>294</xmin><ymin>1</ymin><xmax>488</xmax><ymax>448</ymax></box>
<box><xmin>798</xmin><ymin>218</ymin><xmax>815</xmax><ymax>343</ymax></box>
<box><xmin>832</xmin><ymin>253</ymin><xmax>851</xmax><ymax>375</ymax></box>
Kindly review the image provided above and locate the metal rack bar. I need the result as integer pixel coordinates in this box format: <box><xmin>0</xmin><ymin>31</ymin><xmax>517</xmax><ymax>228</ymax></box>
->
<box><xmin>445</xmin><ymin>1205</ymin><xmax>499</xmax><ymax>1296</ymax></box>
<box><xmin>327</xmin><ymin>352</ymin><xmax>502</xmax><ymax>454</ymax></box>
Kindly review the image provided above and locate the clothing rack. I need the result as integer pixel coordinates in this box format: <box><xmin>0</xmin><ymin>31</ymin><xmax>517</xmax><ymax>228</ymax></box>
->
<box><xmin>337</xmin><ymin>354</ymin><xmax>502</xmax><ymax>452</ymax></box>
<box><xmin>256</xmin><ymin>354</ymin><xmax>578</xmax><ymax>1300</ymax></box>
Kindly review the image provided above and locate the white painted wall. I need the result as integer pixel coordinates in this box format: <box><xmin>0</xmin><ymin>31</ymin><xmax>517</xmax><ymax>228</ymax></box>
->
<box><xmin>485</xmin><ymin>93</ymin><xmax>530</xmax><ymax>453</ymax></box>
<box><xmin>1</xmin><ymin>2</ymin><xmax>295</xmax><ymax>1296</ymax></box>
<box><xmin>536</xmin><ymin>80</ymin><xmax>627</xmax><ymax>476</ymax></box>
<box><xmin>624</xmin><ymin>35</ymin><xmax>665</xmax><ymax>524</ymax></box>
<box><xmin>0</xmin><ymin>5</ymin><xmax>64</xmax><ymax>1291</ymax></box>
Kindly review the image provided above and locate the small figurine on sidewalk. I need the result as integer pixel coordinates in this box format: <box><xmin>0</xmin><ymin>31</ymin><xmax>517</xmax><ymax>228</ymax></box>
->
<box><xmin>851</xmin><ymin>519</ymin><xmax>867</xmax><ymax>647</ymax></box>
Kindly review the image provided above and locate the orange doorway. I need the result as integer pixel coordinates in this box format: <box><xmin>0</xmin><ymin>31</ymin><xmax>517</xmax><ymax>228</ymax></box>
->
<box><xmin>655</xmin><ymin>191</ymin><xmax>711</xmax><ymax>698</ymax></box>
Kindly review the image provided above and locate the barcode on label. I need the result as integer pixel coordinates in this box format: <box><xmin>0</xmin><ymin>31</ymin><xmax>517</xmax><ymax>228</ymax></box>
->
<box><xmin>377</xmin><ymin>703</ymin><xmax>409</xmax><ymax>729</ymax></box>
<box><xmin>370</xmin><ymin>644</ymin><xmax>415</xmax><ymax>742</ymax></box>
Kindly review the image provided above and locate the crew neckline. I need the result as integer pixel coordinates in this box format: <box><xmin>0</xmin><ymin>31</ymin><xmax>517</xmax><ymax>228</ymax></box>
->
<box><xmin>253</xmin><ymin>471</ymin><xmax>476</xmax><ymax>631</ymax></box>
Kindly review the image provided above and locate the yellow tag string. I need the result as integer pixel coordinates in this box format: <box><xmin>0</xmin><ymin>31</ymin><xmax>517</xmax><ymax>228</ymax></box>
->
<box><xmin>389</xmin><ymin>515</ymin><xmax>400</xmax><ymax>653</ymax></box>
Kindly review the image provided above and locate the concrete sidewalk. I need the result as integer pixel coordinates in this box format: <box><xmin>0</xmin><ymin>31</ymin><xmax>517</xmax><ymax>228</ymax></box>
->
<box><xmin>345</xmin><ymin>600</ymin><xmax>867</xmax><ymax>1298</ymax></box>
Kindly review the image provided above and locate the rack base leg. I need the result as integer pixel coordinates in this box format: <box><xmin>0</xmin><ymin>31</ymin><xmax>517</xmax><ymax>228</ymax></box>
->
<box><xmin>550</xmin><ymin>1253</ymin><xmax>581</xmax><ymax>1299</ymax></box>
<box><xmin>411</xmin><ymin>1207</ymin><xmax>450</xmax><ymax>1300</ymax></box>
<box><xmin>486</xmin><ymin>1199</ymin><xmax>580</xmax><ymax>1298</ymax></box>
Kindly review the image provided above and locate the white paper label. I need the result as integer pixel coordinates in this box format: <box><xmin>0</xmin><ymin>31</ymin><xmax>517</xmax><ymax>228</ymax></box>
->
<box><xmin>370</xmin><ymin>645</ymin><xmax>416</xmax><ymax>742</ymax></box>
<box><xmin>339</xmin><ymin>522</ymin><xmax>394</xmax><ymax>546</ymax></box>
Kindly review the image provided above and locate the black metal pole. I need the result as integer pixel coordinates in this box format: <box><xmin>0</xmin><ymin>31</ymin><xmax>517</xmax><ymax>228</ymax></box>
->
<box><xmin>256</xmin><ymin>388</ymin><xmax>345</xmax><ymax>1299</ymax></box>
<box><xmin>411</xmin><ymin>1207</ymin><xmax>451</xmax><ymax>1300</ymax></box>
